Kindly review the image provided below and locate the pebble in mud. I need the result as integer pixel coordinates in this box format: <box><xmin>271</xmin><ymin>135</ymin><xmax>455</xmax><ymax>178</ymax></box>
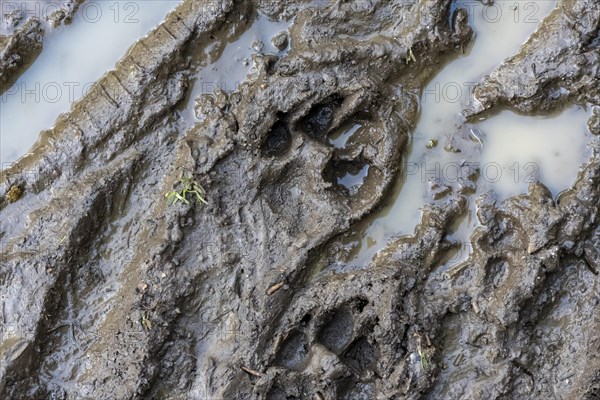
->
<box><xmin>272</xmin><ymin>31</ymin><xmax>289</xmax><ymax>51</ymax></box>
<box><xmin>428</xmin><ymin>179</ymin><xmax>452</xmax><ymax>200</ymax></box>
<box><xmin>252</xmin><ymin>40</ymin><xmax>264</xmax><ymax>53</ymax></box>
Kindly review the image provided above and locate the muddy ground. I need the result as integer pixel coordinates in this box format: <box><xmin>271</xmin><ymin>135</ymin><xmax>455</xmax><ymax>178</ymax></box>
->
<box><xmin>0</xmin><ymin>0</ymin><xmax>81</xmax><ymax>94</ymax></box>
<box><xmin>0</xmin><ymin>0</ymin><xmax>599</xmax><ymax>399</ymax></box>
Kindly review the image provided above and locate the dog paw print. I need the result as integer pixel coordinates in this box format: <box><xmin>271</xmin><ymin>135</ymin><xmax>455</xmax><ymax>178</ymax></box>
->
<box><xmin>267</xmin><ymin>298</ymin><xmax>380</xmax><ymax>399</ymax></box>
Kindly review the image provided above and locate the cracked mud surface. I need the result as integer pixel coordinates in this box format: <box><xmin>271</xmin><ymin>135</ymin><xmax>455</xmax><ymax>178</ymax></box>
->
<box><xmin>0</xmin><ymin>0</ymin><xmax>599</xmax><ymax>399</ymax></box>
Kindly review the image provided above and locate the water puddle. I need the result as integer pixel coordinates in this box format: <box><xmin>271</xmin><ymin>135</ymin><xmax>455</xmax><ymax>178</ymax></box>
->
<box><xmin>338</xmin><ymin>164</ymin><xmax>369</xmax><ymax>195</ymax></box>
<box><xmin>0</xmin><ymin>1</ymin><xmax>181</xmax><ymax>165</ymax></box>
<box><xmin>329</xmin><ymin>121</ymin><xmax>363</xmax><ymax>149</ymax></box>
<box><xmin>334</xmin><ymin>0</ymin><xmax>593</xmax><ymax>268</ymax></box>
<box><xmin>179</xmin><ymin>12</ymin><xmax>291</xmax><ymax>127</ymax></box>
<box><xmin>477</xmin><ymin>107</ymin><xmax>591</xmax><ymax>198</ymax></box>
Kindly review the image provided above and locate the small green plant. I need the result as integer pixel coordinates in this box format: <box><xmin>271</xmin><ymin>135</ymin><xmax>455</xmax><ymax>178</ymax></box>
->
<box><xmin>166</xmin><ymin>176</ymin><xmax>208</xmax><ymax>206</ymax></box>
<box><xmin>425</xmin><ymin>139</ymin><xmax>438</xmax><ymax>149</ymax></box>
<box><xmin>415</xmin><ymin>333</ymin><xmax>432</xmax><ymax>373</ymax></box>
<box><xmin>406</xmin><ymin>47</ymin><xmax>417</xmax><ymax>64</ymax></box>
<box><xmin>418</xmin><ymin>343</ymin><xmax>431</xmax><ymax>372</ymax></box>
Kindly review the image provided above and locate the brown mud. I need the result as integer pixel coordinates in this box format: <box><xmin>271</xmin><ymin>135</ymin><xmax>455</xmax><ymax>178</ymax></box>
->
<box><xmin>0</xmin><ymin>0</ymin><xmax>599</xmax><ymax>399</ymax></box>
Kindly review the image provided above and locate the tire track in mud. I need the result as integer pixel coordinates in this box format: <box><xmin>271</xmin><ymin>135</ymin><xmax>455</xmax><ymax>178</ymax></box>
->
<box><xmin>1</xmin><ymin>0</ymin><xmax>235</xmax><ymax>397</ymax></box>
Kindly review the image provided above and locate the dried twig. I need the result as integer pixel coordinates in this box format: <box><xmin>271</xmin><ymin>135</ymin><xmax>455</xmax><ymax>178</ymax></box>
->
<box><xmin>266</xmin><ymin>281</ymin><xmax>285</xmax><ymax>295</ymax></box>
<box><xmin>241</xmin><ymin>366</ymin><xmax>263</xmax><ymax>377</ymax></box>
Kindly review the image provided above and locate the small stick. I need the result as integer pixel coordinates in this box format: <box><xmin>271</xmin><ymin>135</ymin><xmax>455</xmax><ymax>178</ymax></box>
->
<box><xmin>446</xmin><ymin>262</ymin><xmax>469</xmax><ymax>278</ymax></box>
<box><xmin>266</xmin><ymin>282</ymin><xmax>285</xmax><ymax>295</ymax></box>
<box><xmin>471</xmin><ymin>299</ymin><xmax>480</xmax><ymax>314</ymax></box>
<box><xmin>453</xmin><ymin>352</ymin><xmax>465</xmax><ymax>367</ymax></box>
<box><xmin>241</xmin><ymin>366</ymin><xmax>263</xmax><ymax>377</ymax></box>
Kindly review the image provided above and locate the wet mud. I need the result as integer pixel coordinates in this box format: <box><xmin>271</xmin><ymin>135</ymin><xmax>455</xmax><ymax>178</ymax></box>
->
<box><xmin>0</xmin><ymin>0</ymin><xmax>599</xmax><ymax>399</ymax></box>
<box><xmin>0</xmin><ymin>0</ymin><xmax>81</xmax><ymax>94</ymax></box>
<box><xmin>0</xmin><ymin>18</ymin><xmax>43</xmax><ymax>93</ymax></box>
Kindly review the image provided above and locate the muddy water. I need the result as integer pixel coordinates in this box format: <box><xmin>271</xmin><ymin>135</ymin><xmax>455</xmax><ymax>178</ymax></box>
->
<box><xmin>340</xmin><ymin>0</ymin><xmax>592</xmax><ymax>267</ymax></box>
<box><xmin>0</xmin><ymin>1</ymin><xmax>181</xmax><ymax>165</ymax></box>
<box><xmin>477</xmin><ymin>106</ymin><xmax>592</xmax><ymax>197</ymax></box>
<box><xmin>179</xmin><ymin>12</ymin><xmax>291</xmax><ymax>128</ymax></box>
